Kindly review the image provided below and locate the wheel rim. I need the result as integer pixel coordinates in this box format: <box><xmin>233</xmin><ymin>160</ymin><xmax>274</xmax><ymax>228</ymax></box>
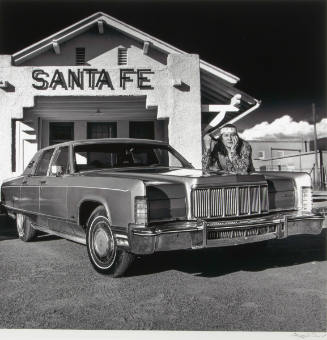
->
<box><xmin>16</xmin><ymin>214</ymin><xmax>24</xmax><ymax>237</ymax></box>
<box><xmin>89</xmin><ymin>216</ymin><xmax>116</xmax><ymax>270</ymax></box>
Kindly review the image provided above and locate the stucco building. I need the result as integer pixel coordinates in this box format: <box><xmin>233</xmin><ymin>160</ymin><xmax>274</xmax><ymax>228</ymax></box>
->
<box><xmin>251</xmin><ymin>139</ymin><xmax>327</xmax><ymax>188</ymax></box>
<box><xmin>0</xmin><ymin>12</ymin><xmax>259</xmax><ymax>182</ymax></box>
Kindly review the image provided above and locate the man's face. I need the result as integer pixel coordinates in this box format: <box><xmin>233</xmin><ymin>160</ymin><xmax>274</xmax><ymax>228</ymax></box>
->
<box><xmin>221</xmin><ymin>128</ymin><xmax>238</xmax><ymax>148</ymax></box>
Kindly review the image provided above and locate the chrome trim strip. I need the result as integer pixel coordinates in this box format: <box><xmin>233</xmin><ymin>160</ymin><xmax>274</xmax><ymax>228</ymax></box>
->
<box><xmin>115</xmin><ymin>233</ymin><xmax>128</xmax><ymax>239</ymax></box>
<box><xmin>269</xmin><ymin>208</ymin><xmax>295</xmax><ymax>212</ymax></box>
<box><xmin>31</xmin><ymin>223</ymin><xmax>86</xmax><ymax>245</ymax></box>
<box><xmin>258</xmin><ymin>185</ymin><xmax>261</xmax><ymax>214</ymax></box>
<box><xmin>222</xmin><ymin>187</ymin><xmax>226</xmax><ymax>217</ymax></box>
<box><xmin>2</xmin><ymin>205</ymin><xmax>76</xmax><ymax>224</ymax></box>
<box><xmin>132</xmin><ymin>212</ymin><xmax>323</xmax><ymax>237</ymax></box>
<box><xmin>4</xmin><ymin>185</ymin><xmax>129</xmax><ymax>192</ymax></box>
<box><xmin>133</xmin><ymin>226</ymin><xmax>203</xmax><ymax>236</ymax></box>
<box><xmin>192</xmin><ymin>181</ymin><xmax>268</xmax><ymax>189</ymax></box>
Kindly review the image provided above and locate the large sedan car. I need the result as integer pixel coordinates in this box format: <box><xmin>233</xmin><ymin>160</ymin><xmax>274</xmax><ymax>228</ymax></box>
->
<box><xmin>1</xmin><ymin>138</ymin><xmax>324</xmax><ymax>277</ymax></box>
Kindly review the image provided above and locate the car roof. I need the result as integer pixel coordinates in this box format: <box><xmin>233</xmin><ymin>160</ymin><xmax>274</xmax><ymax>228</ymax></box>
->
<box><xmin>40</xmin><ymin>138</ymin><xmax>169</xmax><ymax>151</ymax></box>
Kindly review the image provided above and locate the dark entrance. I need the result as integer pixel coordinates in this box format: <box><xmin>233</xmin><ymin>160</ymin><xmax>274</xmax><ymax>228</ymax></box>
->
<box><xmin>129</xmin><ymin>121</ymin><xmax>154</xmax><ymax>140</ymax></box>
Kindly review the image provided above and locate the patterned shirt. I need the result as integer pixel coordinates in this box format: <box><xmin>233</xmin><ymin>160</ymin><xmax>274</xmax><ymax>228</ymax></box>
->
<box><xmin>202</xmin><ymin>139</ymin><xmax>254</xmax><ymax>174</ymax></box>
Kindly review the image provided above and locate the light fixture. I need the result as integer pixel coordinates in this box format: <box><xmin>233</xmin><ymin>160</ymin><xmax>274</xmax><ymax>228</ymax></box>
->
<box><xmin>95</xmin><ymin>108</ymin><xmax>103</xmax><ymax>115</ymax></box>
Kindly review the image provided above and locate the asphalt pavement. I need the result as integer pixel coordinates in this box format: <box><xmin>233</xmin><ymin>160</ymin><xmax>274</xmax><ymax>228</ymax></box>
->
<box><xmin>0</xmin><ymin>214</ymin><xmax>326</xmax><ymax>331</ymax></box>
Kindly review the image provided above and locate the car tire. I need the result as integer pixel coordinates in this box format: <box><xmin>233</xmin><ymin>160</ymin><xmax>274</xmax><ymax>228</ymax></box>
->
<box><xmin>86</xmin><ymin>206</ymin><xmax>135</xmax><ymax>277</ymax></box>
<box><xmin>16</xmin><ymin>213</ymin><xmax>37</xmax><ymax>242</ymax></box>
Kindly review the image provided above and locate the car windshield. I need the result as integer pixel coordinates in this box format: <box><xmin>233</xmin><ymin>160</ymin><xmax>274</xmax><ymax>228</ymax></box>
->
<box><xmin>73</xmin><ymin>143</ymin><xmax>190</xmax><ymax>172</ymax></box>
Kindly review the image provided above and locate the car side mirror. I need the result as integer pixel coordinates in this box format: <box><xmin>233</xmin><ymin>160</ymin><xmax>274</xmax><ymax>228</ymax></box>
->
<box><xmin>51</xmin><ymin>165</ymin><xmax>63</xmax><ymax>177</ymax></box>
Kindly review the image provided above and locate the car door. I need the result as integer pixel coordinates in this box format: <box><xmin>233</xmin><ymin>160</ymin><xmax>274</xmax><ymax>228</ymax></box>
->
<box><xmin>20</xmin><ymin>148</ymin><xmax>55</xmax><ymax>217</ymax></box>
<box><xmin>39</xmin><ymin>145</ymin><xmax>75</xmax><ymax>236</ymax></box>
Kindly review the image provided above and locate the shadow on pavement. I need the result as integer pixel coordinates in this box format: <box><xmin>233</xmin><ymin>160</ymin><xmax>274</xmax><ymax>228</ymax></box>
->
<box><xmin>0</xmin><ymin>214</ymin><xmax>60</xmax><ymax>242</ymax></box>
<box><xmin>0</xmin><ymin>214</ymin><xmax>17</xmax><ymax>240</ymax></box>
<box><xmin>127</xmin><ymin>229</ymin><xmax>327</xmax><ymax>278</ymax></box>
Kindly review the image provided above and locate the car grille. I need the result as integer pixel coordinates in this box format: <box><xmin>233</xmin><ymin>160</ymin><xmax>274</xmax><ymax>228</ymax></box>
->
<box><xmin>192</xmin><ymin>184</ymin><xmax>269</xmax><ymax>218</ymax></box>
<box><xmin>207</xmin><ymin>224</ymin><xmax>278</xmax><ymax>240</ymax></box>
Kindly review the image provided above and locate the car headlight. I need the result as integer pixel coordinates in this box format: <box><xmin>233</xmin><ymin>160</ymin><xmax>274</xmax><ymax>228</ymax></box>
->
<box><xmin>301</xmin><ymin>186</ymin><xmax>312</xmax><ymax>212</ymax></box>
<box><xmin>134</xmin><ymin>196</ymin><xmax>148</xmax><ymax>225</ymax></box>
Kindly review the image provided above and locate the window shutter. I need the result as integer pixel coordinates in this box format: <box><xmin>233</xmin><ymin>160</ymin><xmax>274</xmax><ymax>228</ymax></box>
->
<box><xmin>118</xmin><ymin>48</ymin><xmax>128</xmax><ymax>65</ymax></box>
<box><xmin>75</xmin><ymin>47</ymin><xmax>86</xmax><ymax>65</ymax></box>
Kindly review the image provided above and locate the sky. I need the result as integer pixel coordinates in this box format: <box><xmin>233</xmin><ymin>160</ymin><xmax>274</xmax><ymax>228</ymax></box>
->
<box><xmin>0</xmin><ymin>0</ymin><xmax>326</xmax><ymax>138</ymax></box>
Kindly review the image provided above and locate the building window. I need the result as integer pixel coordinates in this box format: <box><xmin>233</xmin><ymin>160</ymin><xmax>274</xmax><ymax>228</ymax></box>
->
<box><xmin>130</xmin><ymin>121</ymin><xmax>154</xmax><ymax>140</ymax></box>
<box><xmin>49</xmin><ymin>122</ymin><xmax>74</xmax><ymax>146</ymax></box>
<box><xmin>75</xmin><ymin>47</ymin><xmax>86</xmax><ymax>65</ymax></box>
<box><xmin>87</xmin><ymin>122</ymin><xmax>117</xmax><ymax>139</ymax></box>
<box><xmin>118</xmin><ymin>47</ymin><xmax>128</xmax><ymax>65</ymax></box>
<box><xmin>257</xmin><ymin>151</ymin><xmax>265</xmax><ymax>159</ymax></box>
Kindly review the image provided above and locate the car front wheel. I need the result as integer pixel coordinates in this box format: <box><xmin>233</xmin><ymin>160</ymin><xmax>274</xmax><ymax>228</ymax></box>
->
<box><xmin>86</xmin><ymin>206</ymin><xmax>135</xmax><ymax>277</ymax></box>
<box><xmin>16</xmin><ymin>213</ymin><xmax>36</xmax><ymax>242</ymax></box>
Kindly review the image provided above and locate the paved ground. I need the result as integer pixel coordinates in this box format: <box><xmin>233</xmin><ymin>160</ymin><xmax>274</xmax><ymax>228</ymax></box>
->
<box><xmin>0</xmin><ymin>214</ymin><xmax>326</xmax><ymax>331</ymax></box>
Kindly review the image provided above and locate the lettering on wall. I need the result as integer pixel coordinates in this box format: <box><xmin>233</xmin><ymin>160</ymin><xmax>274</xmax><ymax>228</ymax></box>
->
<box><xmin>32</xmin><ymin>68</ymin><xmax>154</xmax><ymax>91</ymax></box>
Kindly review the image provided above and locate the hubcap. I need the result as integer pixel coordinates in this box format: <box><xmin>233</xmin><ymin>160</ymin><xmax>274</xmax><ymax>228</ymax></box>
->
<box><xmin>94</xmin><ymin>227</ymin><xmax>110</xmax><ymax>258</ymax></box>
<box><xmin>91</xmin><ymin>219</ymin><xmax>116</xmax><ymax>267</ymax></box>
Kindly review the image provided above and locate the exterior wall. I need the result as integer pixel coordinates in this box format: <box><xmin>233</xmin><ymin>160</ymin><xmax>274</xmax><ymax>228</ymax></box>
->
<box><xmin>253</xmin><ymin>151</ymin><xmax>327</xmax><ymax>188</ymax></box>
<box><xmin>0</xmin><ymin>31</ymin><xmax>202</xmax><ymax>182</ymax></box>
<box><xmin>249</xmin><ymin>140</ymin><xmax>306</xmax><ymax>171</ymax></box>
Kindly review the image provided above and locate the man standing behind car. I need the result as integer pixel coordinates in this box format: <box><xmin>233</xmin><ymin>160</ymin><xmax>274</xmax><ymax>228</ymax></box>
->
<box><xmin>202</xmin><ymin>124</ymin><xmax>255</xmax><ymax>174</ymax></box>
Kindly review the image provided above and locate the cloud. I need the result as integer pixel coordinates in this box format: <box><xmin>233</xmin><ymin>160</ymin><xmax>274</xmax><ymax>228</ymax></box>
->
<box><xmin>239</xmin><ymin>115</ymin><xmax>327</xmax><ymax>141</ymax></box>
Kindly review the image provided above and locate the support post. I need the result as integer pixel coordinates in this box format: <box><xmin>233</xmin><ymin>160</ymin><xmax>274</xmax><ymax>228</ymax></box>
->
<box><xmin>312</xmin><ymin>103</ymin><xmax>319</xmax><ymax>189</ymax></box>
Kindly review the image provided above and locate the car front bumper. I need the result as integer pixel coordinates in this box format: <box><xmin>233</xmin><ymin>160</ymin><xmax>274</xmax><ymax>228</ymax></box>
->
<box><xmin>128</xmin><ymin>211</ymin><xmax>324</xmax><ymax>255</ymax></box>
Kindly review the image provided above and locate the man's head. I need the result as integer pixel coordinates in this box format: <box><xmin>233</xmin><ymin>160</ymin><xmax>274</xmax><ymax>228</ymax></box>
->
<box><xmin>220</xmin><ymin>124</ymin><xmax>239</xmax><ymax>149</ymax></box>
<box><xmin>210</xmin><ymin>124</ymin><xmax>239</xmax><ymax>148</ymax></box>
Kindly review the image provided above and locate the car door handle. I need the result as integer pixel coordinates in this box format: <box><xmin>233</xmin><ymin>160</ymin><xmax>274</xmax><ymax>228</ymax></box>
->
<box><xmin>40</xmin><ymin>180</ymin><xmax>47</xmax><ymax>185</ymax></box>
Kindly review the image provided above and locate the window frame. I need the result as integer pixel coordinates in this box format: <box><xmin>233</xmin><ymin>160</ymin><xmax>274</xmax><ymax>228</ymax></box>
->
<box><xmin>49</xmin><ymin>122</ymin><xmax>74</xmax><ymax>146</ymax></box>
<box><xmin>48</xmin><ymin>145</ymin><xmax>71</xmax><ymax>176</ymax></box>
<box><xmin>87</xmin><ymin>122</ymin><xmax>117</xmax><ymax>139</ymax></box>
<box><xmin>33</xmin><ymin>148</ymin><xmax>56</xmax><ymax>177</ymax></box>
<box><xmin>71</xmin><ymin>142</ymin><xmax>193</xmax><ymax>173</ymax></box>
<box><xmin>257</xmin><ymin>151</ymin><xmax>265</xmax><ymax>159</ymax></box>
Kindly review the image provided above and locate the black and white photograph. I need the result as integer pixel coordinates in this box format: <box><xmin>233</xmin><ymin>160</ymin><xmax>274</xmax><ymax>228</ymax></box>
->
<box><xmin>0</xmin><ymin>0</ymin><xmax>326</xmax><ymax>337</ymax></box>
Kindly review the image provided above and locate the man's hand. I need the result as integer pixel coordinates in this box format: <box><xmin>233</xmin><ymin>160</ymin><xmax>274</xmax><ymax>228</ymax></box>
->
<box><xmin>203</xmin><ymin>134</ymin><xmax>213</xmax><ymax>152</ymax></box>
<box><xmin>230</xmin><ymin>135</ymin><xmax>238</xmax><ymax>153</ymax></box>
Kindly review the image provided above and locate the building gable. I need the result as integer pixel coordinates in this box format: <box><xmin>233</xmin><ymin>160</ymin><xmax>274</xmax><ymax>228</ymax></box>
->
<box><xmin>12</xmin><ymin>12</ymin><xmax>238</xmax><ymax>84</ymax></box>
<box><xmin>21</xmin><ymin>25</ymin><xmax>168</xmax><ymax>67</ymax></box>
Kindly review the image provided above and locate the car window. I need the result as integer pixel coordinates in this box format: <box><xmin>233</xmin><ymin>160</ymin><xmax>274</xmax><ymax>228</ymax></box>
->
<box><xmin>74</xmin><ymin>143</ymin><xmax>188</xmax><ymax>171</ymax></box>
<box><xmin>34</xmin><ymin>149</ymin><xmax>55</xmax><ymax>176</ymax></box>
<box><xmin>23</xmin><ymin>152</ymin><xmax>42</xmax><ymax>176</ymax></box>
<box><xmin>50</xmin><ymin>146</ymin><xmax>69</xmax><ymax>175</ymax></box>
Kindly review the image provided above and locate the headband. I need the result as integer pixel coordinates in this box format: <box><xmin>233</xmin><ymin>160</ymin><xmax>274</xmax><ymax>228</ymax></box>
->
<box><xmin>220</xmin><ymin>127</ymin><xmax>237</xmax><ymax>134</ymax></box>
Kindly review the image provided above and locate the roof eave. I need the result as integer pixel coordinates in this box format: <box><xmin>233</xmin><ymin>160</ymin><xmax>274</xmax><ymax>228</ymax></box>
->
<box><xmin>11</xmin><ymin>12</ymin><xmax>239</xmax><ymax>84</ymax></box>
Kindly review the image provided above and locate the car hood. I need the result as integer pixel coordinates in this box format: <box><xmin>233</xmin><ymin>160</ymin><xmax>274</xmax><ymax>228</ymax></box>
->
<box><xmin>78</xmin><ymin>167</ymin><xmax>267</xmax><ymax>186</ymax></box>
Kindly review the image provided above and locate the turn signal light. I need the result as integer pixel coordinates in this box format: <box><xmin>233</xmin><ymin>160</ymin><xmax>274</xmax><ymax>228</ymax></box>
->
<box><xmin>301</xmin><ymin>186</ymin><xmax>312</xmax><ymax>212</ymax></box>
<box><xmin>135</xmin><ymin>196</ymin><xmax>148</xmax><ymax>225</ymax></box>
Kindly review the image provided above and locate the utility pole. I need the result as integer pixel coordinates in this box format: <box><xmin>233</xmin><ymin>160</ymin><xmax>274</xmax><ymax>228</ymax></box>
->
<box><xmin>312</xmin><ymin>103</ymin><xmax>319</xmax><ymax>189</ymax></box>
